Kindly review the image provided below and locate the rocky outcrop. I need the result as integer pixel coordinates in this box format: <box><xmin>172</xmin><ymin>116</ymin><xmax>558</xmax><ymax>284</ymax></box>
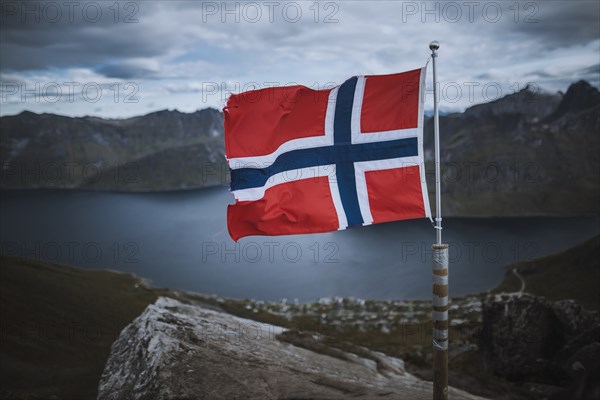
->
<box><xmin>480</xmin><ymin>293</ymin><xmax>600</xmax><ymax>399</ymax></box>
<box><xmin>98</xmin><ymin>297</ymin><xmax>487</xmax><ymax>400</ymax></box>
<box><xmin>548</xmin><ymin>80</ymin><xmax>600</xmax><ymax>121</ymax></box>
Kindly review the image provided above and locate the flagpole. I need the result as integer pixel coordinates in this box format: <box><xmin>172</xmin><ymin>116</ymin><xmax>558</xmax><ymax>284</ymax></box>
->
<box><xmin>431</xmin><ymin>40</ymin><xmax>442</xmax><ymax>246</ymax></box>
<box><xmin>429</xmin><ymin>40</ymin><xmax>449</xmax><ymax>400</ymax></box>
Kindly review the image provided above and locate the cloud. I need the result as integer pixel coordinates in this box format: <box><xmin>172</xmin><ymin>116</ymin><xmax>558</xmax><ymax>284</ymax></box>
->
<box><xmin>510</xmin><ymin>1</ymin><xmax>600</xmax><ymax>49</ymax></box>
<box><xmin>95</xmin><ymin>59</ymin><xmax>161</xmax><ymax>80</ymax></box>
<box><xmin>1</xmin><ymin>0</ymin><xmax>598</xmax><ymax>118</ymax></box>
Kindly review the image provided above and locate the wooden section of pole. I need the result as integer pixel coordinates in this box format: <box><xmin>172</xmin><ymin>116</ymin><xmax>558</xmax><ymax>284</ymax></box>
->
<box><xmin>432</xmin><ymin>243</ymin><xmax>449</xmax><ymax>400</ymax></box>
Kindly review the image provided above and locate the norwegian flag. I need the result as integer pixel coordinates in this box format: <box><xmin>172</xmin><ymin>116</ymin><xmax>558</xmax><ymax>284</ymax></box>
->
<box><xmin>224</xmin><ymin>68</ymin><xmax>431</xmax><ymax>241</ymax></box>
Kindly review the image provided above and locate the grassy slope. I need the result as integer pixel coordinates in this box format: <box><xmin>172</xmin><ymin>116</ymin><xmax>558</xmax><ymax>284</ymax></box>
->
<box><xmin>493</xmin><ymin>235</ymin><xmax>600</xmax><ymax>311</ymax></box>
<box><xmin>2</xmin><ymin>235</ymin><xmax>598</xmax><ymax>400</ymax></box>
<box><xmin>0</xmin><ymin>256</ymin><xmax>169</xmax><ymax>400</ymax></box>
<box><xmin>0</xmin><ymin>256</ymin><xmax>505</xmax><ymax>400</ymax></box>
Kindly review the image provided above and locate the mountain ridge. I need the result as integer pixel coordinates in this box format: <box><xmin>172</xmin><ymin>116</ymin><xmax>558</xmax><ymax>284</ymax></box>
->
<box><xmin>1</xmin><ymin>81</ymin><xmax>599</xmax><ymax>217</ymax></box>
<box><xmin>423</xmin><ymin>80</ymin><xmax>599</xmax><ymax>216</ymax></box>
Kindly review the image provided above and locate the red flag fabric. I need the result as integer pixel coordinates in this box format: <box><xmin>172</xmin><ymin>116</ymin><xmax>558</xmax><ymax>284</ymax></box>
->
<box><xmin>224</xmin><ymin>68</ymin><xmax>431</xmax><ymax>241</ymax></box>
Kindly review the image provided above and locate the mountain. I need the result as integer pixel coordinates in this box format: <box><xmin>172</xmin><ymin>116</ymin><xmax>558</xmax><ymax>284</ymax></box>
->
<box><xmin>494</xmin><ymin>235</ymin><xmax>600</xmax><ymax>311</ymax></box>
<box><xmin>423</xmin><ymin>81</ymin><xmax>600</xmax><ymax>216</ymax></box>
<box><xmin>549</xmin><ymin>80</ymin><xmax>600</xmax><ymax>121</ymax></box>
<box><xmin>0</xmin><ymin>108</ymin><xmax>225</xmax><ymax>191</ymax></box>
<box><xmin>1</xmin><ymin>81</ymin><xmax>598</xmax><ymax>216</ymax></box>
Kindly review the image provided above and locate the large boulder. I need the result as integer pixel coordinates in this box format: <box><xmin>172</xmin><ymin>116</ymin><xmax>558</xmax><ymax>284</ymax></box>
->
<box><xmin>480</xmin><ymin>293</ymin><xmax>599</xmax><ymax>397</ymax></box>
<box><xmin>98</xmin><ymin>297</ymin><xmax>487</xmax><ymax>400</ymax></box>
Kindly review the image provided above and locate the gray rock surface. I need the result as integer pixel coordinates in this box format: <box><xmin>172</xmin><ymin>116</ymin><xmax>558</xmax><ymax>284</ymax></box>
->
<box><xmin>480</xmin><ymin>292</ymin><xmax>599</xmax><ymax>390</ymax></box>
<box><xmin>98</xmin><ymin>297</ymin><xmax>487</xmax><ymax>400</ymax></box>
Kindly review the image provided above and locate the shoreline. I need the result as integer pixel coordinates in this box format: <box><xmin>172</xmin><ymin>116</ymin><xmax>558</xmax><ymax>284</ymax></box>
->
<box><xmin>2</xmin><ymin>187</ymin><xmax>599</xmax><ymax>219</ymax></box>
<box><xmin>2</xmin><ymin>230</ymin><xmax>600</xmax><ymax>306</ymax></box>
<box><xmin>2</xmin><ymin>237</ymin><xmax>597</xmax><ymax>400</ymax></box>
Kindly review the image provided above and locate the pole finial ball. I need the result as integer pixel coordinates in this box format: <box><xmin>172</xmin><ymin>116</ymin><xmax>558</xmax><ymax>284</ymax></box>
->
<box><xmin>429</xmin><ymin>41</ymin><xmax>440</xmax><ymax>51</ymax></box>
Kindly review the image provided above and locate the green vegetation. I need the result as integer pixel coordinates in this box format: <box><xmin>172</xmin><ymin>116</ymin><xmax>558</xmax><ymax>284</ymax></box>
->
<box><xmin>493</xmin><ymin>235</ymin><xmax>600</xmax><ymax>311</ymax></box>
<box><xmin>0</xmin><ymin>256</ymin><xmax>169</xmax><ymax>399</ymax></box>
<box><xmin>2</xmin><ymin>235</ymin><xmax>597</xmax><ymax>399</ymax></box>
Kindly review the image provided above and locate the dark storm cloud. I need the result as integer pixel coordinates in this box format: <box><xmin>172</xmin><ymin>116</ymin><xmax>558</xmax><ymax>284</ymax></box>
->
<box><xmin>510</xmin><ymin>1</ymin><xmax>600</xmax><ymax>48</ymax></box>
<box><xmin>530</xmin><ymin>63</ymin><xmax>599</xmax><ymax>80</ymax></box>
<box><xmin>95</xmin><ymin>63</ymin><xmax>155</xmax><ymax>80</ymax></box>
<box><xmin>517</xmin><ymin>63</ymin><xmax>600</xmax><ymax>91</ymax></box>
<box><xmin>579</xmin><ymin>63</ymin><xmax>600</xmax><ymax>75</ymax></box>
<box><xmin>1</xmin><ymin>0</ymin><xmax>599</xmax><ymax>118</ymax></box>
<box><xmin>519</xmin><ymin>70</ymin><xmax>555</xmax><ymax>79</ymax></box>
<box><xmin>1</xmin><ymin>0</ymin><xmax>598</xmax><ymax>76</ymax></box>
<box><xmin>576</xmin><ymin>63</ymin><xmax>600</xmax><ymax>84</ymax></box>
<box><xmin>1</xmin><ymin>28</ymin><xmax>166</xmax><ymax>72</ymax></box>
<box><xmin>0</xmin><ymin>1</ymin><xmax>170</xmax><ymax>73</ymax></box>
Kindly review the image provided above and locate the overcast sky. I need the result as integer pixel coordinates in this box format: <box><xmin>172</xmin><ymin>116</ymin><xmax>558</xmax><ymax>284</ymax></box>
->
<box><xmin>1</xmin><ymin>0</ymin><xmax>599</xmax><ymax>118</ymax></box>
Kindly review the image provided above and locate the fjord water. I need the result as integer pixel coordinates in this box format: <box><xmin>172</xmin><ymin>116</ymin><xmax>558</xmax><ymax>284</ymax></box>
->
<box><xmin>1</xmin><ymin>188</ymin><xmax>598</xmax><ymax>302</ymax></box>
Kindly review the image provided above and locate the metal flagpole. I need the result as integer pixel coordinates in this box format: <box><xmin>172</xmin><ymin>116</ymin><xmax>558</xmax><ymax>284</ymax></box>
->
<box><xmin>429</xmin><ymin>40</ymin><xmax>449</xmax><ymax>400</ymax></box>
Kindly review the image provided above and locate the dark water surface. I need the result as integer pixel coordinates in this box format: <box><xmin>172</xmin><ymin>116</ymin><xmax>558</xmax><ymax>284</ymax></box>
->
<box><xmin>1</xmin><ymin>188</ymin><xmax>598</xmax><ymax>302</ymax></box>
